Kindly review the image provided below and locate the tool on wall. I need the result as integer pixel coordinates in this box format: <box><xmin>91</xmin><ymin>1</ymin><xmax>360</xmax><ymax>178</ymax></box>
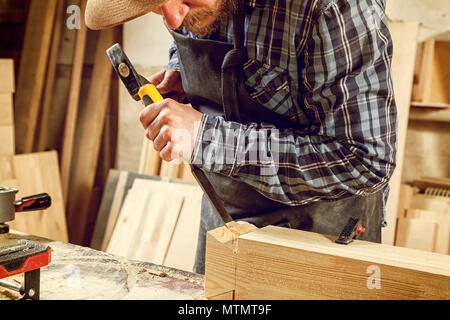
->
<box><xmin>106</xmin><ymin>43</ymin><xmax>233</xmax><ymax>226</ymax></box>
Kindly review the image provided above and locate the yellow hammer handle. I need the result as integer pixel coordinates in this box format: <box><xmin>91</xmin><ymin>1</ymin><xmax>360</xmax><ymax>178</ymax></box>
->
<box><xmin>138</xmin><ymin>84</ymin><xmax>164</xmax><ymax>105</ymax></box>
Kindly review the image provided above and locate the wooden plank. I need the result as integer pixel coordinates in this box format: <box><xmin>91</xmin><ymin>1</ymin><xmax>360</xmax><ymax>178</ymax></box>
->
<box><xmin>396</xmin><ymin>184</ymin><xmax>414</xmax><ymax>219</ymax></box>
<box><xmin>410</xmin><ymin>194</ymin><xmax>449</xmax><ymax>213</ymax></box>
<box><xmin>106</xmin><ymin>184</ymin><xmax>149</xmax><ymax>257</ymax></box>
<box><xmin>205</xmin><ymin>222</ymin><xmax>258</xmax><ymax>299</ymax></box>
<box><xmin>205</xmin><ymin>223</ymin><xmax>450</xmax><ymax>300</ymax></box>
<box><xmin>178</xmin><ymin>163</ymin><xmax>196</xmax><ymax>181</ymax></box>
<box><xmin>159</xmin><ymin>161</ymin><xmax>182</xmax><ymax>179</ymax></box>
<box><xmin>106</xmin><ymin>178</ymin><xmax>203</xmax><ymax>268</ymax></box>
<box><xmin>90</xmin><ymin>169</ymin><xmax>121</xmax><ymax>250</ymax></box>
<box><xmin>66</xmin><ymin>28</ymin><xmax>115</xmax><ymax>246</ymax></box>
<box><xmin>383</xmin><ymin>21</ymin><xmax>420</xmax><ymax>245</ymax></box>
<box><xmin>8</xmin><ymin>151</ymin><xmax>68</xmax><ymax>242</ymax></box>
<box><xmin>411</xmin><ymin>101</ymin><xmax>450</xmax><ymax>109</ymax></box>
<box><xmin>413</xmin><ymin>177</ymin><xmax>450</xmax><ymax>191</ymax></box>
<box><xmin>97</xmin><ymin>171</ymin><xmax>163</xmax><ymax>251</ymax></box>
<box><xmin>0</xmin><ymin>59</ymin><xmax>14</xmax><ymax>93</ymax></box>
<box><xmin>415</xmin><ymin>39</ymin><xmax>435</xmax><ymax>103</ymax></box>
<box><xmin>0</xmin><ymin>93</ymin><xmax>13</xmax><ymax>125</ymax></box>
<box><xmin>0</xmin><ymin>125</ymin><xmax>15</xmax><ymax>155</ymax></box>
<box><xmin>406</xmin><ymin>209</ymin><xmax>450</xmax><ymax>254</ymax></box>
<box><xmin>396</xmin><ymin>217</ymin><xmax>437</xmax><ymax>252</ymax></box>
<box><xmin>36</xmin><ymin>0</ymin><xmax>64</xmax><ymax>152</ymax></box>
<box><xmin>14</xmin><ymin>0</ymin><xmax>57</xmax><ymax>154</ymax></box>
<box><xmin>164</xmin><ymin>191</ymin><xmax>202</xmax><ymax>272</ymax></box>
<box><xmin>152</xmin><ymin>195</ymin><xmax>185</xmax><ymax>265</ymax></box>
<box><xmin>409</xmin><ymin>107</ymin><xmax>450</xmax><ymax>123</ymax></box>
<box><xmin>129</xmin><ymin>191</ymin><xmax>184</xmax><ymax>263</ymax></box>
<box><xmin>430</xmin><ymin>41</ymin><xmax>450</xmax><ymax>104</ymax></box>
<box><xmin>60</xmin><ymin>0</ymin><xmax>88</xmax><ymax>202</ymax></box>
<box><xmin>0</xmin><ymin>155</ymin><xmax>14</xmax><ymax>181</ymax></box>
<box><xmin>138</xmin><ymin>139</ymin><xmax>161</xmax><ymax>176</ymax></box>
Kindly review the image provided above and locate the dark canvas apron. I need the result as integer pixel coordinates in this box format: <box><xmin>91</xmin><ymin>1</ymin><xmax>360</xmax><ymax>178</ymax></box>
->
<box><xmin>167</xmin><ymin>1</ymin><xmax>383</xmax><ymax>274</ymax></box>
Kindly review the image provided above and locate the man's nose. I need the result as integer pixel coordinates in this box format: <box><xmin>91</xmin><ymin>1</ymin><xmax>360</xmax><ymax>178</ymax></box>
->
<box><xmin>161</xmin><ymin>0</ymin><xmax>190</xmax><ymax>29</ymax></box>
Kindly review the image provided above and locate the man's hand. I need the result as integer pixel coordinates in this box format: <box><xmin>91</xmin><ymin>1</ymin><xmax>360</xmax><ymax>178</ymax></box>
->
<box><xmin>139</xmin><ymin>98</ymin><xmax>204</xmax><ymax>162</ymax></box>
<box><xmin>147</xmin><ymin>68</ymin><xmax>186</xmax><ymax>102</ymax></box>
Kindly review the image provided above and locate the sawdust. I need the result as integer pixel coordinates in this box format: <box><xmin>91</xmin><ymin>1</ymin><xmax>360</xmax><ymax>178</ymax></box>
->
<box><xmin>0</xmin><ymin>289</ymin><xmax>20</xmax><ymax>300</ymax></box>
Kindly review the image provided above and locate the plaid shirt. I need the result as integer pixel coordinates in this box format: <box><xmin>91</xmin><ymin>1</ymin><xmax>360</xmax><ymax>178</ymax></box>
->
<box><xmin>167</xmin><ymin>0</ymin><xmax>397</xmax><ymax>223</ymax></box>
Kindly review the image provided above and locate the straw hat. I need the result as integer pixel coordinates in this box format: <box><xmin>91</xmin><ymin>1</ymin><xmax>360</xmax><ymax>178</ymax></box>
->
<box><xmin>85</xmin><ymin>0</ymin><xmax>168</xmax><ymax>30</ymax></box>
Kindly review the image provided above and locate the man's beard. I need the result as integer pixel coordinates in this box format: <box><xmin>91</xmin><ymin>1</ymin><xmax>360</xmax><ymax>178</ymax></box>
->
<box><xmin>182</xmin><ymin>0</ymin><xmax>238</xmax><ymax>37</ymax></box>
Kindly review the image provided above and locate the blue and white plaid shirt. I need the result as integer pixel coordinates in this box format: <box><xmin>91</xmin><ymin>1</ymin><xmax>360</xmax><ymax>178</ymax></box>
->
<box><xmin>167</xmin><ymin>0</ymin><xmax>397</xmax><ymax>224</ymax></box>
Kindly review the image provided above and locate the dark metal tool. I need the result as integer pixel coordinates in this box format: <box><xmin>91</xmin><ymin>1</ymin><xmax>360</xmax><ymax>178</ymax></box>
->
<box><xmin>0</xmin><ymin>240</ymin><xmax>52</xmax><ymax>300</ymax></box>
<box><xmin>106</xmin><ymin>43</ymin><xmax>233</xmax><ymax>226</ymax></box>
<box><xmin>0</xmin><ymin>188</ymin><xmax>52</xmax><ymax>234</ymax></box>
<box><xmin>335</xmin><ymin>217</ymin><xmax>366</xmax><ymax>245</ymax></box>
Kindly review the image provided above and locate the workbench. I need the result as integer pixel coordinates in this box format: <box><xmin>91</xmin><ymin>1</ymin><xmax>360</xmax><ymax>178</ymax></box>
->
<box><xmin>0</xmin><ymin>231</ymin><xmax>205</xmax><ymax>300</ymax></box>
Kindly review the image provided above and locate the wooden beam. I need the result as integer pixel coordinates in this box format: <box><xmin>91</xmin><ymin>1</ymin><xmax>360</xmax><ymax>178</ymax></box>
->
<box><xmin>36</xmin><ymin>0</ymin><xmax>64</xmax><ymax>152</ymax></box>
<box><xmin>60</xmin><ymin>0</ymin><xmax>88</xmax><ymax>202</ymax></box>
<box><xmin>14</xmin><ymin>0</ymin><xmax>57</xmax><ymax>154</ymax></box>
<box><xmin>205</xmin><ymin>223</ymin><xmax>450</xmax><ymax>300</ymax></box>
<box><xmin>383</xmin><ymin>21</ymin><xmax>420</xmax><ymax>245</ymax></box>
<box><xmin>66</xmin><ymin>28</ymin><xmax>115</xmax><ymax>246</ymax></box>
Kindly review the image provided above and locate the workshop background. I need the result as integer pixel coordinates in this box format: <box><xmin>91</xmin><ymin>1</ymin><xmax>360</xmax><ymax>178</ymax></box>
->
<box><xmin>0</xmin><ymin>0</ymin><xmax>449</xmax><ymax>280</ymax></box>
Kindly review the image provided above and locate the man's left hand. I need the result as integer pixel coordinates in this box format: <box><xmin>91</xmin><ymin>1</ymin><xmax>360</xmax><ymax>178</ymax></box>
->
<box><xmin>139</xmin><ymin>98</ymin><xmax>204</xmax><ymax>162</ymax></box>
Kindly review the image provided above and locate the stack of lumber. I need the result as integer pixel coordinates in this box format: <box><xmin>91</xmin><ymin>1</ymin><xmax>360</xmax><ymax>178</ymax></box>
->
<box><xmin>0</xmin><ymin>1</ymin><xmax>198</xmax><ymax>246</ymax></box>
<box><xmin>92</xmin><ymin>171</ymin><xmax>203</xmax><ymax>272</ymax></box>
<box><xmin>409</xmin><ymin>39</ymin><xmax>450</xmax><ymax>123</ymax></box>
<box><xmin>0</xmin><ymin>58</ymin><xmax>67</xmax><ymax>242</ymax></box>
<box><xmin>205</xmin><ymin>222</ymin><xmax>450</xmax><ymax>300</ymax></box>
<box><xmin>395</xmin><ymin>178</ymin><xmax>450</xmax><ymax>255</ymax></box>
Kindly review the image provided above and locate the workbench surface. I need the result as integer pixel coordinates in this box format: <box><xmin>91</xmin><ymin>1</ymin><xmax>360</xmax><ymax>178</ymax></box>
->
<box><xmin>0</xmin><ymin>231</ymin><xmax>205</xmax><ymax>300</ymax></box>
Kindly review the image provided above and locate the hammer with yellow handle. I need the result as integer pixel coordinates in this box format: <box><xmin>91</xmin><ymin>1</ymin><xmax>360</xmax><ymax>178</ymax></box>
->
<box><xmin>106</xmin><ymin>43</ymin><xmax>164</xmax><ymax>106</ymax></box>
<box><xmin>105</xmin><ymin>43</ymin><xmax>234</xmax><ymax>226</ymax></box>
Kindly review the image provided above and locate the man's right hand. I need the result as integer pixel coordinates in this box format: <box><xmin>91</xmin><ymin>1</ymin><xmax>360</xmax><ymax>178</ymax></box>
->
<box><xmin>147</xmin><ymin>68</ymin><xmax>186</xmax><ymax>102</ymax></box>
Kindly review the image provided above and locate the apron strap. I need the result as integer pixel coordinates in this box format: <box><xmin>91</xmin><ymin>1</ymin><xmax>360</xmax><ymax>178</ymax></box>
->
<box><xmin>221</xmin><ymin>0</ymin><xmax>246</xmax><ymax>122</ymax></box>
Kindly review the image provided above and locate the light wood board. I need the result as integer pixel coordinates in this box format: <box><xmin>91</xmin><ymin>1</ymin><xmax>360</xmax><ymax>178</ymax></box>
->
<box><xmin>106</xmin><ymin>178</ymin><xmax>203</xmax><ymax>270</ymax></box>
<box><xmin>37</xmin><ymin>0</ymin><xmax>65</xmax><ymax>152</ymax></box>
<box><xmin>205</xmin><ymin>223</ymin><xmax>450</xmax><ymax>300</ymax></box>
<box><xmin>0</xmin><ymin>59</ymin><xmax>14</xmax><ymax>93</ymax></box>
<box><xmin>383</xmin><ymin>21</ymin><xmax>420</xmax><ymax>245</ymax></box>
<box><xmin>0</xmin><ymin>93</ymin><xmax>13</xmax><ymax>126</ymax></box>
<box><xmin>7</xmin><ymin>151</ymin><xmax>68</xmax><ymax>242</ymax></box>
<box><xmin>60</xmin><ymin>0</ymin><xmax>88</xmax><ymax>202</ymax></box>
<box><xmin>66</xmin><ymin>28</ymin><xmax>115</xmax><ymax>245</ymax></box>
<box><xmin>406</xmin><ymin>208</ymin><xmax>450</xmax><ymax>254</ymax></box>
<box><xmin>14</xmin><ymin>0</ymin><xmax>57</xmax><ymax>154</ymax></box>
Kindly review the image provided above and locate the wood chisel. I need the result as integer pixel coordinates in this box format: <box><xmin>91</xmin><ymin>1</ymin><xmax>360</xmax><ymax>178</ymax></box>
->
<box><xmin>106</xmin><ymin>44</ymin><xmax>234</xmax><ymax>227</ymax></box>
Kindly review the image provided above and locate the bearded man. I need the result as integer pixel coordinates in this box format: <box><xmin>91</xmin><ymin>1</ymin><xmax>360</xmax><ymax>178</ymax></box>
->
<box><xmin>86</xmin><ymin>0</ymin><xmax>397</xmax><ymax>274</ymax></box>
